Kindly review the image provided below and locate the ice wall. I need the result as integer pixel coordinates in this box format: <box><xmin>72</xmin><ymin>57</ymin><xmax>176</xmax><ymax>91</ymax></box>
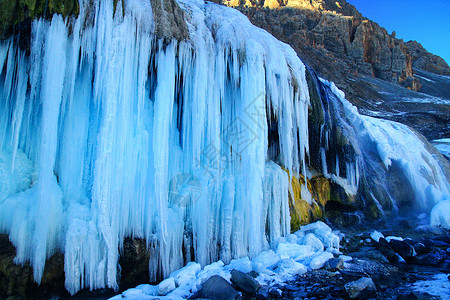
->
<box><xmin>0</xmin><ymin>0</ymin><xmax>308</xmax><ymax>294</ymax></box>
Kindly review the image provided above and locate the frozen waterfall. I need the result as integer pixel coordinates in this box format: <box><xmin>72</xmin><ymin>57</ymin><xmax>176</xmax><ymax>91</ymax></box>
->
<box><xmin>0</xmin><ymin>0</ymin><xmax>308</xmax><ymax>294</ymax></box>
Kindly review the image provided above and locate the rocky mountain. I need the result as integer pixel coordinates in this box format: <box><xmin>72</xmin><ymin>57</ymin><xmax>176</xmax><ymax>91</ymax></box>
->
<box><xmin>214</xmin><ymin>0</ymin><xmax>450</xmax><ymax>140</ymax></box>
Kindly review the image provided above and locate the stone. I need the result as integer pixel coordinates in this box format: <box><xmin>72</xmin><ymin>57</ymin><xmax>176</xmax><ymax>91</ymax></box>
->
<box><xmin>396</xmin><ymin>292</ymin><xmax>419</xmax><ymax>300</ymax></box>
<box><xmin>398</xmin><ymin>219</ymin><xmax>412</xmax><ymax>229</ymax></box>
<box><xmin>324</xmin><ymin>257</ymin><xmax>344</xmax><ymax>272</ymax></box>
<box><xmin>406</xmin><ymin>41</ymin><xmax>450</xmax><ymax>76</ymax></box>
<box><xmin>349</xmin><ymin>250</ymin><xmax>390</xmax><ymax>263</ymax></box>
<box><xmin>412</xmin><ymin>243</ymin><xmax>428</xmax><ymax>255</ymax></box>
<box><xmin>389</xmin><ymin>239</ymin><xmax>415</xmax><ymax>260</ymax></box>
<box><xmin>410</xmin><ymin>251</ymin><xmax>445</xmax><ymax>266</ymax></box>
<box><xmin>198</xmin><ymin>275</ymin><xmax>240</xmax><ymax>300</ymax></box>
<box><xmin>0</xmin><ymin>235</ymin><xmax>66</xmax><ymax>299</ymax></box>
<box><xmin>119</xmin><ymin>238</ymin><xmax>151</xmax><ymax>289</ymax></box>
<box><xmin>247</xmin><ymin>270</ymin><xmax>259</xmax><ymax>278</ymax></box>
<box><xmin>256</xmin><ymin>285</ymin><xmax>270</xmax><ymax>300</ymax></box>
<box><xmin>231</xmin><ymin>269</ymin><xmax>261</xmax><ymax>295</ymax></box>
<box><xmin>439</xmin><ymin>261</ymin><xmax>450</xmax><ymax>273</ymax></box>
<box><xmin>375</xmin><ymin>238</ymin><xmax>397</xmax><ymax>263</ymax></box>
<box><xmin>344</xmin><ymin>277</ymin><xmax>377</xmax><ymax>299</ymax></box>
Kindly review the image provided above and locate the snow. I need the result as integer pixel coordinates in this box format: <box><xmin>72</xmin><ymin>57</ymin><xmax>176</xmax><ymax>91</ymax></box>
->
<box><xmin>157</xmin><ymin>278</ymin><xmax>176</xmax><ymax>296</ymax></box>
<box><xmin>430</xmin><ymin>199</ymin><xmax>450</xmax><ymax>229</ymax></box>
<box><xmin>413</xmin><ymin>274</ymin><xmax>450</xmax><ymax>299</ymax></box>
<box><xmin>303</xmin><ymin>233</ymin><xmax>325</xmax><ymax>252</ymax></box>
<box><xmin>432</xmin><ymin>138</ymin><xmax>450</xmax><ymax>159</ymax></box>
<box><xmin>386</xmin><ymin>236</ymin><xmax>404</xmax><ymax>242</ymax></box>
<box><xmin>115</xmin><ymin>221</ymin><xmax>341</xmax><ymax>299</ymax></box>
<box><xmin>370</xmin><ymin>230</ymin><xmax>384</xmax><ymax>242</ymax></box>
<box><xmin>252</xmin><ymin>250</ymin><xmax>281</xmax><ymax>273</ymax></box>
<box><xmin>308</xmin><ymin>252</ymin><xmax>334</xmax><ymax>270</ymax></box>
<box><xmin>169</xmin><ymin>262</ymin><xmax>202</xmax><ymax>287</ymax></box>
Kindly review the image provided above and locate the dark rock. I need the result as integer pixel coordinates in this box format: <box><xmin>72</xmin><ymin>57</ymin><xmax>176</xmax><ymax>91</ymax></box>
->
<box><xmin>119</xmin><ymin>237</ymin><xmax>151</xmax><ymax>289</ymax></box>
<box><xmin>392</xmin><ymin>253</ymin><xmax>406</xmax><ymax>264</ymax></box>
<box><xmin>410</xmin><ymin>251</ymin><xmax>446</xmax><ymax>266</ymax></box>
<box><xmin>198</xmin><ymin>275</ymin><xmax>240</xmax><ymax>300</ymax></box>
<box><xmin>413</xmin><ymin>243</ymin><xmax>428</xmax><ymax>255</ymax></box>
<box><xmin>256</xmin><ymin>285</ymin><xmax>270</xmax><ymax>300</ymax></box>
<box><xmin>433</xmin><ymin>236</ymin><xmax>450</xmax><ymax>244</ymax></box>
<box><xmin>439</xmin><ymin>261</ymin><xmax>450</xmax><ymax>273</ymax></box>
<box><xmin>429</xmin><ymin>239</ymin><xmax>448</xmax><ymax>248</ymax></box>
<box><xmin>389</xmin><ymin>239</ymin><xmax>415</xmax><ymax>260</ymax></box>
<box><xmin>247</xmin><ymin>270</ymin><xmax>259</xmax><ymax>278</ymax></box>
<box><xmin>324</xmin><ymin>257</ymin><xmax>344</xmax><ymax>272</ymax></box>
<box><xmin>0</xmin><ymin>235</ymin><xmax>66</xmax><ymax>299</ymax></box>
<box><xmin>418</xmin><ymin>239</ymin><xmax>435</xmax><ymax>253</ymax></box>
<box><xmin>375</xmin><ymin>238</ymin><xmax>397</xmax><ymax>263</ymax></box>
<box><xmin>344</xmin><ymin>277</ymin><xmax>377</xmax><ymax>299</ymax></box>
<box><xmin>231</xmin><ymin>269</ymin><xmax>260</xmax><ymax>295</ymax></box>
<box><xmin>349</xmin><ymin>250</ymin><xmax>390</xmax><ymax>263</ymax></box>
<box><xmin>397</xmin><ymin>292</ymin><xmax>419</xmax><ymax>300</ymax></box>
<box><xmin>399</xmin><ymin>219</ymin><xmax>412</xmax><ymax>229</ymax></box>
<box><xmin>268</xmin><ymin>287</ymin><xmax>282</xmax><ymax>297</ymax></box>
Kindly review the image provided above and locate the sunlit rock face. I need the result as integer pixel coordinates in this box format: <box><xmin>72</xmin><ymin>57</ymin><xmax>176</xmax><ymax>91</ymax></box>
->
<box><xmin>218</xmin><ymin>0</ymin><xmax>450</xmax><ymax>141</ymax></box>
<box><xmin>0</xmin><ymin>0</ymin><xmax>449</xmax><ymax>296</ymax></box>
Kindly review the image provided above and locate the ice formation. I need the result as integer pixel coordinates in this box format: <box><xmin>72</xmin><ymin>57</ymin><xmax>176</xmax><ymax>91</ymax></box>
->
<box><xmin>112</xmin><ymin>221</ymin><xmax>341</xmax><ymax>300</ymax></box>
<box><xmin>0</xmin><ymin>0</ymin><xmax>449</xmax><ymax>296</ymax></box>
<box><xmin>315</xmin><ymin>77</ymin><xmax>450</xmax><ymax>224</ymax></box>
<box><xmin>0</xmin><ymin>0</ymin><xmax>306</xmax><ymax>294</ymax></box>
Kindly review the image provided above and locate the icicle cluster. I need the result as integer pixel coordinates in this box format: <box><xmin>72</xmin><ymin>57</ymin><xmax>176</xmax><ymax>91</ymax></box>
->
<box><xmin>0</xmin><ymin>0</ymin><xmax>309</xmax><ymax>294</ymax></box>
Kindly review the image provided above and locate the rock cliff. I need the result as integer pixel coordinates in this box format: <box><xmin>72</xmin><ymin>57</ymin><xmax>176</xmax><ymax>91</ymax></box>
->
<box><xmin>217</xmin><ymin>0</ymin><xmax>428</xmax><ymax>89</ymax></box>
<box><xmin>212</xmin><ymin>0</ymin><xmax>450</xmax><ymax>139</ymax></box>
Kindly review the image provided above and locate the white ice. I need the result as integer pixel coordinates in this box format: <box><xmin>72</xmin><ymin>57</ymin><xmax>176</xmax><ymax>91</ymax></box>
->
<box><xmin>115</xmin><ymin>221</ymin><xmax>340</xmax><ymax>299</ymax></box>
<box><xmin>0</xmin><ymin>0</ymin><xmax>308</xmax><ymax>294</ymax></box>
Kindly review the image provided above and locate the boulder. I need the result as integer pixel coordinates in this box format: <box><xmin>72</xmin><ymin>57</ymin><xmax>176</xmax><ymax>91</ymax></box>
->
<box><xmin>230</xmin><ymin>269</ymin><xmax>260</xmax><ymax>295</ymax></box>
<box><xmin>412</xmin><ymin>243</ymin><xmax>428</xmax><ymax>255</ymax></box>
<box><xmin>349</xmin><ymin>250</ymin><xmax>389</xmax><ymax>263</ymax></box>
<box><xmin>410</xmin><ymin>251</ymin><xmax>446</xmax><ymax>266</ymax></box>
<box><xmin>375</xmin><ymin>238</ymin><xmax>397</xmax><ymax>263</ymax></box>
<box><xmin>198</xmin><ymin>275</ymin><xmax>240</xmax><ymax>300</ymax></box>
<box><xmin>344</xmin><ymin>277</ymin><xmax>377</xmax><ymax>299</ymax></box>
<box><xmin>324</xmin><ymin>257</ymin><xmax>344</xmax><ymax>272</ymax></box>
<box><xmin>389</xmin><ymin>239</ymin><xmax>415</xmax><ymax>260</ymax></box>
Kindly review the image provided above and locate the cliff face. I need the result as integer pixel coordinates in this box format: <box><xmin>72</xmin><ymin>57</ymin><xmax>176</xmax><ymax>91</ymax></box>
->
<box><xmin>217</xmin><ymin>0</ymin><xmax>449</xmax><ymax>96</ymax></box>
<box><xmin>406</xmin><ymin>40</ymin><xmax>450</xmax><ymax>76</ymax></box>
<box><xmin>213</xmin><ymin>0</ymin><xmax>450</xmax><ymax>140</ymax></box>
<box><xmin>0</xmin><ymin>0</ymin><xmax>189</xmax><ymax>48</ymax></box>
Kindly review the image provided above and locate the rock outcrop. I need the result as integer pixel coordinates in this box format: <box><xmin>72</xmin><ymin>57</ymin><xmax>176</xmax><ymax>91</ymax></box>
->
<box><xmin>406</xmin><ymin>40</ymin><xmax>450</xmax><ymax>76</ymax></box>
<box><xmin>215</xmin><ymin>0</ymin><xmax>449</xmax><ymax>98</ymax></box>
<box><xmin>0</xmin><ymin>0</ymin><xmax>189</xmax><ymax>50</ymax></box>
<box><xmin>212</xmin><ymin>0</ymin><xmax>450</xmax><ymax>140</ymax></box>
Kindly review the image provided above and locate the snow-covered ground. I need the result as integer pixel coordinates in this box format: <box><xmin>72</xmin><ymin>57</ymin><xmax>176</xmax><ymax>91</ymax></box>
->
<box><xmin>413</xmin><ymin>273</ymin><xmax>450</xmax><ymax>299</ymax></box>
<box><xmin>111</xmin><ymin>221</ymin><xmax>341</xmax><ymax>299</ymax></box>
<box><xmin>432</xmin><ymin>138</ymin><xmax>450</xmax><ymax>159</ymax></box>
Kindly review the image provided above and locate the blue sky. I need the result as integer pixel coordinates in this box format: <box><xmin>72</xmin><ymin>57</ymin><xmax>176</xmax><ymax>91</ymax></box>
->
<box><xmin>346</xmin><ymin>0</ymin><xmax>450</xmax><ymax>65</ymax></box>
